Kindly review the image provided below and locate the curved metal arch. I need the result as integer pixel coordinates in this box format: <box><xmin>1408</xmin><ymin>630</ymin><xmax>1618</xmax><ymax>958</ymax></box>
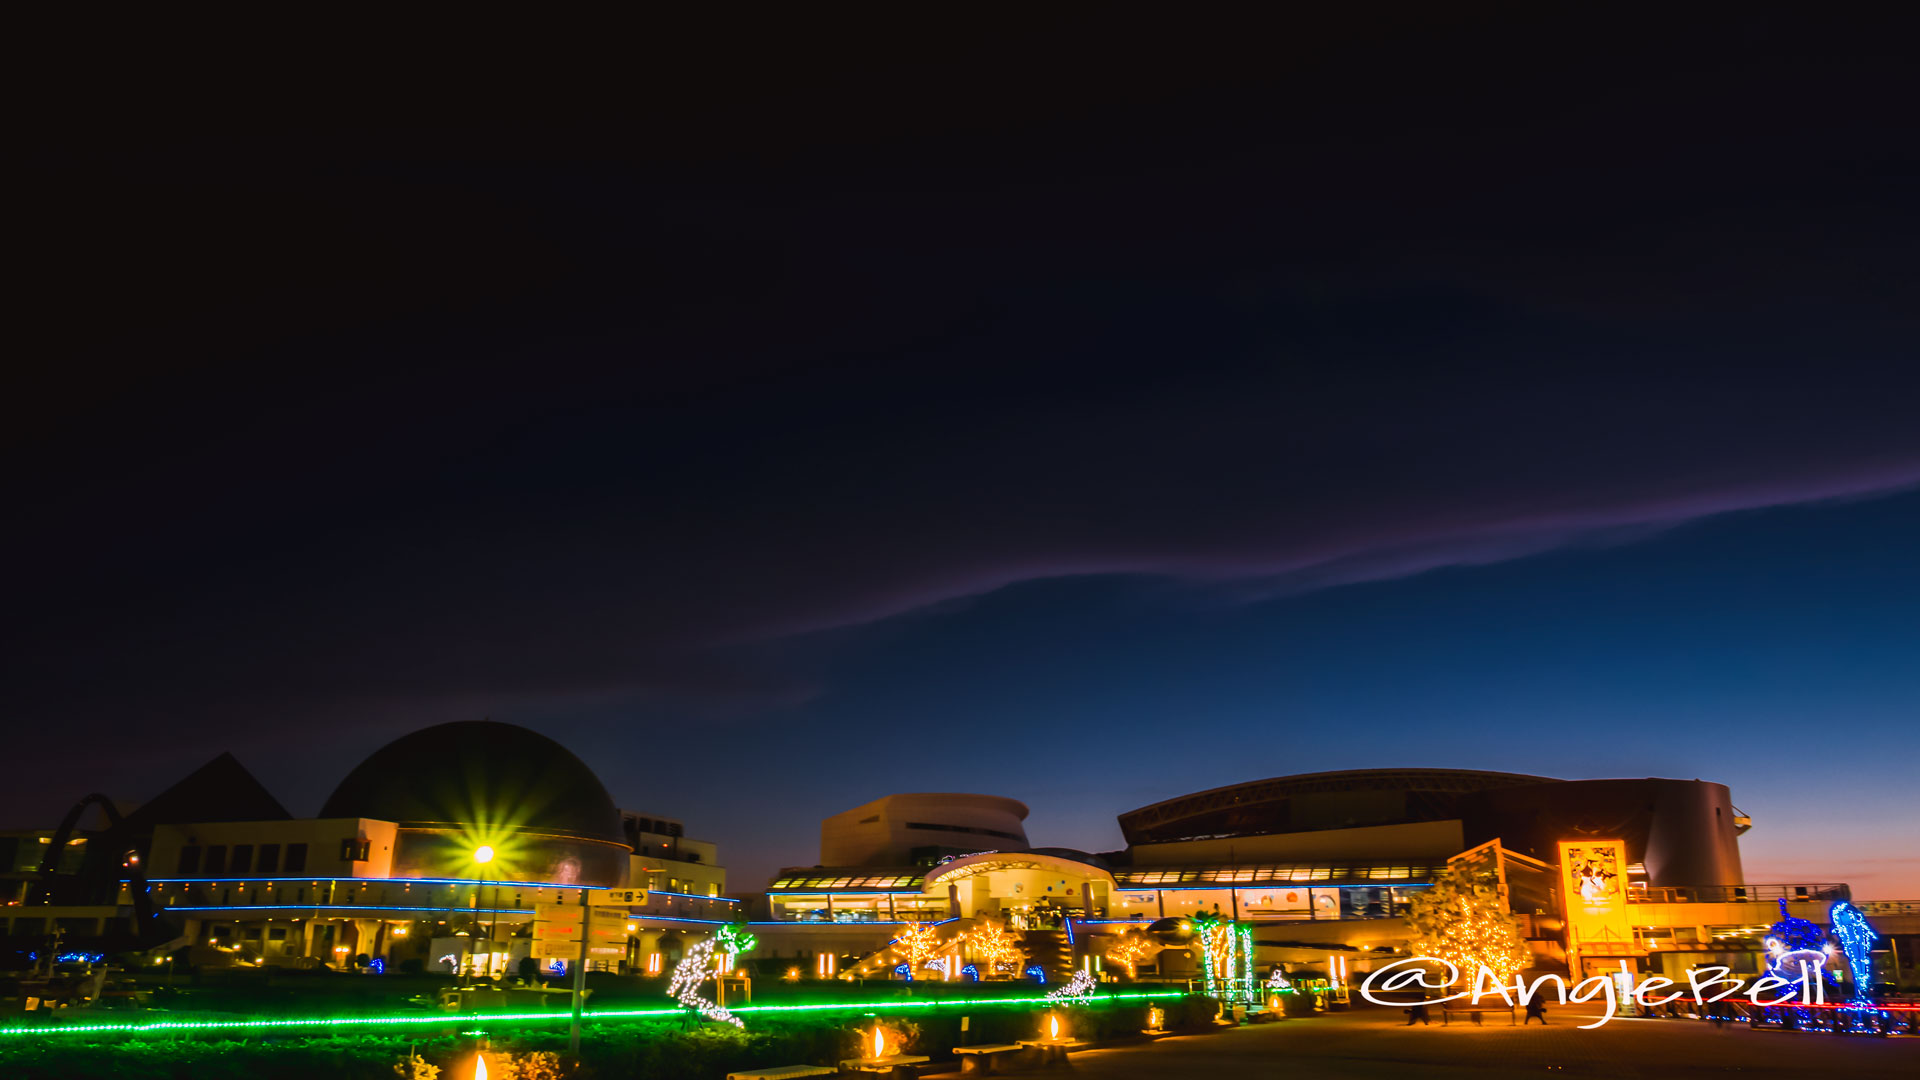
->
<box><xmin>36</xmin><ymin>792</ymin><xmax>160</xmax><ymax>942</ymax></box>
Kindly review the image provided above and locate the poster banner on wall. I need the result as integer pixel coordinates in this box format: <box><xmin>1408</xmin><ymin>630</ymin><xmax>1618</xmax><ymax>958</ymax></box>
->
<box><xmin>1558</xmin><ymin>839</ymin><xmax>1635</xmax><ymax>973</ymax></box>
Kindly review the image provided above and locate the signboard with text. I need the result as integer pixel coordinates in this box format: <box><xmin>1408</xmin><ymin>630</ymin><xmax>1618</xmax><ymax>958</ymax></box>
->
<box><xmin>533</xmin><ymin>903</ymin><xmax>625</xmax><ymax>960</ymax></box>
<box><xmin>594</xmin><ymin>888</ymin><xmax>649</xmax><ymax>906</ymax></box>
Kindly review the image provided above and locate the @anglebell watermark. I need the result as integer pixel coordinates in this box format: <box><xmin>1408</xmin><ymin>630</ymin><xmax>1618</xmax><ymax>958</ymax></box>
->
<box><xmin>1359</xmin><ymin>957</ymin><xmax>1832</xmax><ymax>1029</ymax></box>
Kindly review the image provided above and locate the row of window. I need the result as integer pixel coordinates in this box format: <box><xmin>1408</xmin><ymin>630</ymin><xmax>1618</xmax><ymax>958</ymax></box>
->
<box><xmin>768</xmin><ymin>873</ymin><xmax>926</xmax><ymax>890</ymax></box>
<box><xmin>175</xmin><ymin>839</ymin><xmax>371</xmax><ymax>877</ymax></box>
<box><xmin>903</xmin><ymin>821</ymin><xmax>1024</xmax><ymax>841</ymax></box>
<box><xmin>627</xmin><ymin>816</ymin><xmax>685</xmax><ymax>838</ymax></box>
<box><xmin>1113</xmin><ymin>863</ymin><xmax>1439</xmax><ymax>886</ymax></box>
<box><xmin>177</xmin><ymin>842</ymin><xmax>309</xmax><ymax>877</ymax></box>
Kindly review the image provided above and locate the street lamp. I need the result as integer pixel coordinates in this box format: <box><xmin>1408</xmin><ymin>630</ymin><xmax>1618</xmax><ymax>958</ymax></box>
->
<box><xmin>472</xmin><ymin>846</ymin><xmax>497</xmax><ymax>979</ymax></box>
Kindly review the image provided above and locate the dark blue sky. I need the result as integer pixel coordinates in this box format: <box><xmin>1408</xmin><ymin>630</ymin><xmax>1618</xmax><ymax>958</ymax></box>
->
<box><xmin>516</xmin><ymin>487</ymin><xmax>1919</xmax><ymax>896</ymax></box>
<box><xmin>10</xmin><ymin>9</ymin><xmax>1917</xmax><ymax>898</ymax></box>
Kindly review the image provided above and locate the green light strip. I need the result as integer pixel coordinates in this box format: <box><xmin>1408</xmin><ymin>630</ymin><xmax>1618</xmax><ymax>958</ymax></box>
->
<box><xmin>0</xmin><ymin>991</ymin><xmax>1187</xmax><ymax>1039</ymax></box>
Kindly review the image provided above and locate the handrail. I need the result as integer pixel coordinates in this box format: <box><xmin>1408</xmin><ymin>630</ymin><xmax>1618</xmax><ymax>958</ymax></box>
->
<box><xmin>1628</xmin><ymin>883</ymin><xmax>1849</xmax><ymax>904</ymax></box>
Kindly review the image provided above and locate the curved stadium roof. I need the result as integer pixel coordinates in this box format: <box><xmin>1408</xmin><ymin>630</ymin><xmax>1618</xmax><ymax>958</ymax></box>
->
<box><xmin>1118</xmin><ymin>768</ymin><xmax>1557</xmax><ymax>845</ymax></box>
<box><xmin>319</xmin><ymin>720</ymin><xmax>626</xmax><ymax>846</ymax></box>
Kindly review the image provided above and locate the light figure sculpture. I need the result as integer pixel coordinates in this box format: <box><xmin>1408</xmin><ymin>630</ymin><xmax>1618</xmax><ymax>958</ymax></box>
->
<box><xmin>666</xmin><ymin>938</ymin><xmax>742</xmax><ymax>1027</ymax></box>
<box><xmin>1762</xmin><ymin>898</ymin><xmax>1831</xmax><ymax>994</ymax></box>
<box><xmin>1829</xmin><ymin>901</ymin><xmax>1879</xmax><ymax>1004</ymax></box>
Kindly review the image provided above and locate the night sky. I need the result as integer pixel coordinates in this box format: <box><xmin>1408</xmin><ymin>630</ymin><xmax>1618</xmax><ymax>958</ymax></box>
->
<box><xmin>12</xmin><ymin>10</ymin><xmax>1918</xmax><ymax>897</ymax></box>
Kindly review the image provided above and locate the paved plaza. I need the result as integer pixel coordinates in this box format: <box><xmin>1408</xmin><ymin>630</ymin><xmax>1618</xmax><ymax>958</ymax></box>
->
<box><xmin>1043</xmin><ymin>1004</ymin><xmax>1916</xmax><ymax>1079</ymax></box>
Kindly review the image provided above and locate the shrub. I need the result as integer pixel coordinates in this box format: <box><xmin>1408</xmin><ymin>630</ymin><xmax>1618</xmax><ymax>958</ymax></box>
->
<box><xmin>0</xmin><ymin>995</ymin><xmax>1217</xmax><ymax>1080</ymax></box>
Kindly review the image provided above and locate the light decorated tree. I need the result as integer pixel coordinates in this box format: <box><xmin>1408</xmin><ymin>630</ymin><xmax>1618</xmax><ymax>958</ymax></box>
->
<box><xmin>716</xmin><ymin>923</ymin><xmax>758</xmax><ymax>972</ymax></box>
<box><xmin>1189</xmin><ymin>916</ymin><xmax>1255</xmax><ymax>1002</ymax></box>
<box><xmin>893</xmin><ymin>921</ymin><xmax>945</xmax><ymax>976</ymax></box>
<box><xmin>1104</xmin><ymin>931</ymin><xmax>1159</xmax><ymax>978</ymax></box>
<box><xmin>967</xmin><ymin>919</ymin><xmax>1026</xmax><ymax>976</ymax></box>
<box><xmin>1405</xmin><ymin>864</ymin><xmax>1531</xmax><ymax>984</ymax></box>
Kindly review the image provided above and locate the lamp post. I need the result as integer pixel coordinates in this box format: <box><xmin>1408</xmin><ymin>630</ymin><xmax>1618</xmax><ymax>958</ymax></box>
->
<box><xmin>472</xmin><ymin>846</ymin><xmax>496</xmax><ymax>980</ymax></box>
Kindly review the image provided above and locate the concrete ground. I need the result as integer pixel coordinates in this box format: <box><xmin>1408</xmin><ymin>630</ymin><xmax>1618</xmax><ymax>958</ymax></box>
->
<box><xmin>1010</xmin><ymin>1004</ymin><xmax>1916</xmax><ymax>1079</ymax></box>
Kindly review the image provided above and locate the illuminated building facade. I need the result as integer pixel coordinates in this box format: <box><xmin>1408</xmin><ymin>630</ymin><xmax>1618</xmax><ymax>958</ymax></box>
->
<box><xmin>753</xmin><ymin>771</ymin><xmax>1873</xmax><ymax>986</ymax></box>
<box><xmin>11</xmin><ymin>732</ymin><xmax>1904</xmax><ymax>989</ymax></box>
<box><xmin>4</xmin><ymin>721</ymin><xmax>729</xmax><ymax>976</ymax></box>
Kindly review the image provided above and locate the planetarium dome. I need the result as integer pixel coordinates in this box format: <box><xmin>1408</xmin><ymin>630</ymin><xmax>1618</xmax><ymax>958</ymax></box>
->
<box><xmin>321</xmin><ymin>720</ymin><xmax>630</xmax><ymax>885</ymax></box>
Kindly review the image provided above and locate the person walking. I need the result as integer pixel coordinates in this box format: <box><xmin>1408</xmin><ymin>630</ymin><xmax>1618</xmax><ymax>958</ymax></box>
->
<box><xmin>1524</xmin><ymin>999</ymin><xmax>1548</xmax><ymax>1025</ymax></box>
<box><xmin>1405</xmin><ymin>1002</ymin><xmax>1431</xmax><ymax>1026</ymax></box>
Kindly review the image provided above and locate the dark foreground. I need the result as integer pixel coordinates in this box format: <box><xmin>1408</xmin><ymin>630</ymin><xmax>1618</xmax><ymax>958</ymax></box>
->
<box><xmin>1027</xmin><ymin>1004</ymin><xmax>1917</xmax><ymax>1079</ymax></box>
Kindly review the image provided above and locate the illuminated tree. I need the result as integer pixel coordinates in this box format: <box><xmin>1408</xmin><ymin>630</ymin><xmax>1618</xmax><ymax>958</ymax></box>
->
<box><xmin>893</xmin><ymin>922</ymin><xmax>945</xmax><ymax>975</ymax></box>
<box><xmin>1104</xmin><ymin>931</ymin><xmax>1158</xmax><ymax>978</ymax></box>
<box><xmin>1190</xmin><ymin>916</ymin><xmax>1255</xmax><ymax>1002</ymax></box>
<box><xmin>1405</xmin><ymin>864</ymin><xmax>1531</xmax><ymax>983</ymax></box>
<box><xmin>716</xmin><ymin>923</ymin><xmax>758</xmax><ymax>971</ymax></box>
<box><xmin>967</xmin><ymin>920</ymin><xmax>1026</xmax><ymax>976</ymax></box>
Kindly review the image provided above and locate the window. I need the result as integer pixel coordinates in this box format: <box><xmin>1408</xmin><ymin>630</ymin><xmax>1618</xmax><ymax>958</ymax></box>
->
<box><xmin>231</xmin><ymin>845</ymin><xmax>254</xmax><ymax>875</ymax></box>
<box><xmin>340</xmin><ymin>838</ymin><xmax>370</xmax><ymax>862</ymax></box>
<box><xmin>285</xmin><ymin>843</ymin><xmax>308</xmax><ymax>873</ymax></box>
<box><xmin>268</xmin><ymin>928</ymin><xmax>288</xmax><ymax>941</ymax></box>
<box><xmin>203</xmin><ymin>845</ymin><xmax>228</xmax><ymax>876</ymax></box>
<box><xmin>258</xmin><ymin>844</ymin><xmax>280</xmax><ymax>875</ymax></box>
<box><xmin>903</xmin><ymin>821</ymin><xmax>1023</xmax><ymax>840</ymax></box>
<box><xmin>178</xmin><ymin>846</ymin><xmax>203</xmax><ymax>876</ymax></box>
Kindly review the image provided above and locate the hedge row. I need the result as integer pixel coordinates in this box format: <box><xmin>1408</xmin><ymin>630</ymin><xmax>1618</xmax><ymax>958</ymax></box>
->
<box><xmin>0</xmin><ymin>995</ymin><xmax>1220</xmax><ymax>1080</ymax></box>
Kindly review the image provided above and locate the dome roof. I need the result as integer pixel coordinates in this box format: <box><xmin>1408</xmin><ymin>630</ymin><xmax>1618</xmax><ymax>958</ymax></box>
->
<box><xmin>320</xmin><ymin>721</ymin><xmax>625</xmax><ymax>846</ymax></box>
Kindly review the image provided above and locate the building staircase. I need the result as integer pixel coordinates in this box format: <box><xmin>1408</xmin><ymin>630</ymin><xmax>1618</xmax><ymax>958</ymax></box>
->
<box><xmin>1022</xmin><ymin>929</ymin><xmax>1073</xmax><ymax>983</ymax></box>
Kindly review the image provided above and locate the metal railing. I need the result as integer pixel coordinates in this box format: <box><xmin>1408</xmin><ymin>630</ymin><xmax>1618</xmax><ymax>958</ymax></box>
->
<box><xmin>1855</xmin><ymin>899</ymin><xmax>1920</xmax><ymax>915</ymax></box>
<box><xmin>1628</xmin><ymin>883</ymin><xmax>1849</xmax><ymax>904</ymax></box>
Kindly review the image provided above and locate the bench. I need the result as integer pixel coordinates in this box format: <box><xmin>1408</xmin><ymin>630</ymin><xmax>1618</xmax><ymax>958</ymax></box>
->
<box><xmin>839</xmin><ymin>1054</ymin><xmax>930</xmax><ymax>1079</ymax></box>
<box><xmin>1015</xmin><ymin>1039</ymin><xmax>1088</xmax><ymax>1068</ymax></box>
<box><xmin>727</xmin><ymin>1067</ymin><xmax>836</xmax><ymax>1080</ymax></box>
<box><xmin>1441</xmin><ymin>1004</ymin><xmax>1515</xmax><ymax>1026</ymax></box>
<box><xmin>953</xmin><ymin>1043</ymin><xmax>1026</xmax><ymax>1075</ymax></box>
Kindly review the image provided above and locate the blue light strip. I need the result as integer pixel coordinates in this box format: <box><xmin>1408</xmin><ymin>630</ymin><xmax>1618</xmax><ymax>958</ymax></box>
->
<box><xmin>1136</xmin><ymin>883</ymin><xmax>1430</xmax><ymax>891</ymax></box>
<box><xmin>162</xmin><ymin>905</ymin><xmax>742</xmax><ymax>925</ymax></box>
<box><xmin>134</xmin><ymin>876</ymin><xmax>738</xmax><ymax>901</ymax></box>
<box><xmin>765</xmin><ymin>890</ymin><xmax>929</xmax><ymax>896</ymax></box>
